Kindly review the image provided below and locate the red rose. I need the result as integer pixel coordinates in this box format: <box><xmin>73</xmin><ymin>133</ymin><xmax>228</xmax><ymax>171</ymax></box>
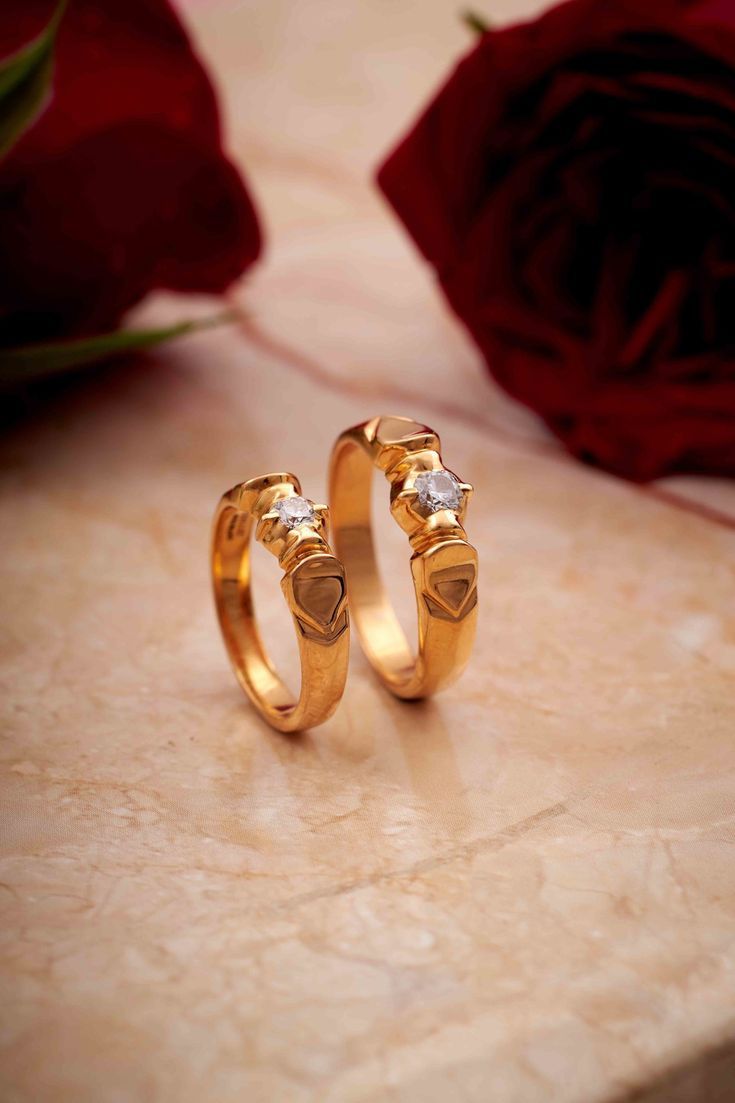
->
<box><xmin>0</xmin><ymin>0</ymin><xmax>261</xmax><ymax>350</ymax></box>
<box><xmin>378</xmin><ymin>0</ymin><xmax>735</xmax><ymax>481</ymax></box>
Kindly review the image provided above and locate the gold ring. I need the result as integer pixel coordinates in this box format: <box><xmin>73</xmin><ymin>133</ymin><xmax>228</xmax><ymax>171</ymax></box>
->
<box><xmin>211</xmin><ymin>473</ymin><xmax>349</xmax><ymax>732</ymax></box>
<box><xmin>329</xmin><ymin>416</ymin><xmax>477</xmax><ymax>699</ymax></box>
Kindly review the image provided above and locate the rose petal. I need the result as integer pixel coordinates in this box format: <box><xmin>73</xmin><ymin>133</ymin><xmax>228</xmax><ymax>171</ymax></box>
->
<box><xmin>0</xmin><ymin>0</ymin><xmax>262</xmax><ymax>346</ymax></box>
<box><xmin>378</xmin><ymin>0</ymin><xmax>735</xmax><ymax>479</ymax></box>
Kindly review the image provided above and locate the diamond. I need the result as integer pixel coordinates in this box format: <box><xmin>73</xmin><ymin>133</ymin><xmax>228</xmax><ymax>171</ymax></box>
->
<box><xmin>273</xmin><ymin>495</ymin><xmax>316</xmax><ymax>529</ymax></box>
<box><xmin>414</xmin><ymin>470</ymin><xmax>463</xmax><ymax>513</ymax></box>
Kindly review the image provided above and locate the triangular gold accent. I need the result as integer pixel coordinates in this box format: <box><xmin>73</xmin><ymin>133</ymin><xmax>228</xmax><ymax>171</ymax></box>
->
<box><xmin>293</xmin><ymin>575</ymin><xmax>343</xmax><ymax>627</ymax></box>
<box><xmin>435</xmin><ymin>578</ymin><xmax>471</xmax><ymax>610</ymax></box>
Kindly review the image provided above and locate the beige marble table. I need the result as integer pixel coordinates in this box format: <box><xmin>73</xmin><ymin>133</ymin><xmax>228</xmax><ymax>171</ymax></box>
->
<box><xmin>2</xmin><ymin>2</ymin><xmax>735</xmax><ymax>1100</ymax></box>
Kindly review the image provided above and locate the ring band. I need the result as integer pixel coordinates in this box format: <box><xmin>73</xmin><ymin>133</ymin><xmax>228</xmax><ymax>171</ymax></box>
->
<box><xmin>211</xmin><ymin>473</ymin><xmax>349</xmax><ymax>732</ymax></box>
<box><xmin>329</xmin><ymin>416</ymin><xmax>477</xmax><ymax>699</ymax></box>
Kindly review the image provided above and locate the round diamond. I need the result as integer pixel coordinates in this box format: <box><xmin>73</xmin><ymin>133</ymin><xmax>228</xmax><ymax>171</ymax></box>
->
<box><xmin>414</xmin><ymin>470</ymin><xmax>463</xmax><ymax>513</ymax></box>
<box><xmin>274</xmin><ymin>495</ymin><xmax>316</xmax><ymax>529</ymax></box>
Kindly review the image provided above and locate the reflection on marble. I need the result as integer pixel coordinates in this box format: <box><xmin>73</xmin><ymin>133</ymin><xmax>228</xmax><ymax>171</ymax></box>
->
<box><xmin>1</xmin><ymin>0</ymin><xmax>735</xmax><ymax>1100</ymax></box>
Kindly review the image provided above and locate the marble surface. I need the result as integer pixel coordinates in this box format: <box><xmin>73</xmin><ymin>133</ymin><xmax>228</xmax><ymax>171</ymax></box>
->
<box><xmin>2</xmin><ymin>1</ymin><xmax>735</xmax><ymax>1100</ymax></box>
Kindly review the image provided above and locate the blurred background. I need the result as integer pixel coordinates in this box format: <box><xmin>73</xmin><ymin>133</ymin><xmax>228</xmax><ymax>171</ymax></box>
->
<box><xmin>1</xmin><ymin>2</ymin><xmax>734</xmax><ymax>1101</ymax></box>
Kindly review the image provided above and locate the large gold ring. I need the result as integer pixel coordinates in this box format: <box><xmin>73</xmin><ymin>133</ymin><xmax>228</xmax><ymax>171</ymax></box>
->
<box><xmin>212</xmin><ymin>473</ymin><xmax>349</xmax><ymax>732</ymax></box>
<box><xmin>329</xmin><ymin>416</ymin><xmax>477</xmax><ymax>699</ymax></box>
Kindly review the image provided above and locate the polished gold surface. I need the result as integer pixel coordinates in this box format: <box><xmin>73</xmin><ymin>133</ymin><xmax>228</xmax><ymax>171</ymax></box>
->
<box><xmin>329</xmin><ymin>416</ymin><xmax>478</xmax><ymax>699</ymax></box>
<box><xmin>212</xmin><ymin>474</ymin><xmax>349</xmax><ymax>731</ymax></box>
<box><xmin>2</xmin><ymin>1</ymin><xmax>735</xmax><ymax>1099</ymax></box>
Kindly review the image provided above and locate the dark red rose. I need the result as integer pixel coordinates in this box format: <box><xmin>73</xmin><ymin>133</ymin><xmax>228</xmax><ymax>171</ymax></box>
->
<box><xmin>0</xmin><ymin>0</ymin><xmax>262</xmax><ymax>348</ymax></box>
<box><xmin>378</xmin><ymin>0</ymin><xmax>735</xmax><ymax>481</ymax></box>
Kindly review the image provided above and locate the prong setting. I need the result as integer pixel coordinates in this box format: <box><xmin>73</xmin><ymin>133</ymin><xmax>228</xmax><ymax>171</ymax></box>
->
<box><xmin>389</xmin><ymin>457</ymin><xmax>472</xmax><ymax>539</ymax></box>
<box><xmin>253</xmin><ymin>485</ymin><xmax>330</xmax><ymax>565</ymax></box>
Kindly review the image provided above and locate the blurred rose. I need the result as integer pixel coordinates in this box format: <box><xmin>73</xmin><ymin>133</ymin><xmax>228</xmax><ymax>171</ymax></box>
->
<box><xmin>0</xmin><ymin>0</ymin><xmax>262</xmax><ymax>350</ymax></box>
<box><xmin>378</xmin><ymin>0</ymin><xmax>735</xmax><ymax>480</ymax></box>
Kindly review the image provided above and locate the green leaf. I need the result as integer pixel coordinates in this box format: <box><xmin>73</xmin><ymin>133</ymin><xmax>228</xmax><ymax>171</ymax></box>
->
<box><xmin>462</xmin><ymin>10</ymin><xmax>491</xmax><ymax>35</ymax></box>
<box><xmin>0</xmin><ymin>312</ymin><xmax>237</xmax><ymax>386</ymax></box>
<box><xmin>0</xmin><ymin>0</ymin><xmax>67</xmax><ymax>159</ymax></box>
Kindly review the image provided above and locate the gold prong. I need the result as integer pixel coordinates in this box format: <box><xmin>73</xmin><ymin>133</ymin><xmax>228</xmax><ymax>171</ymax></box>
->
<box><xmin>255</xmin><ymin>512</ymin><xmax>279</xmax><ymax>543</ymax></box>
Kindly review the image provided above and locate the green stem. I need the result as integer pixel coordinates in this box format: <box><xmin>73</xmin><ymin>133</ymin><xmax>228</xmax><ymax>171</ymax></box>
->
<box><xmin>0</xmin><ymin>310</ymin><xmax>238</xmax><ymax>385</ymax></box>
<box><xmin>462</xmin><ymin>10</ymin><xmax>491</xmax><ymax>34</ymax></box>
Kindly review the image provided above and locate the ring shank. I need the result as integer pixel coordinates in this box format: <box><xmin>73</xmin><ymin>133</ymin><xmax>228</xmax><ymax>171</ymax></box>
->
<box><xmin>329</xmin><ymin>437</ymin><xmax>415</xmax><ymax>686</ymax></box>
<box><xmin>212</xmin><ymin>488</ymin><xmax>349</xmax><ymax>732</ymax></box>
<box><xmin>212</xmin><ymin>500</ymin><xmax>297</xmax><ymax>718</ymax></box>
<box><xmin>329</xmin><ymin>424</ymin><xmax>478</xmax><ymax>700</ymax></box>
<box><xmin>210</xmin><ymin>496</ymin><xmax>300</xmax><ymax>719</ymax></box>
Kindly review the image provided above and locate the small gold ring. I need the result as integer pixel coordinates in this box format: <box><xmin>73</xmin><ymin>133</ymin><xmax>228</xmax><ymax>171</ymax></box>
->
<box><xmin>211</xmin><ymin>473</ymin><xmax>349</xmax><ymax>732</ymax></box>
<box><xmin>329</xmin><ymin>416</ymin><xmax>477</xmax><ymax>699</ymax></box>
